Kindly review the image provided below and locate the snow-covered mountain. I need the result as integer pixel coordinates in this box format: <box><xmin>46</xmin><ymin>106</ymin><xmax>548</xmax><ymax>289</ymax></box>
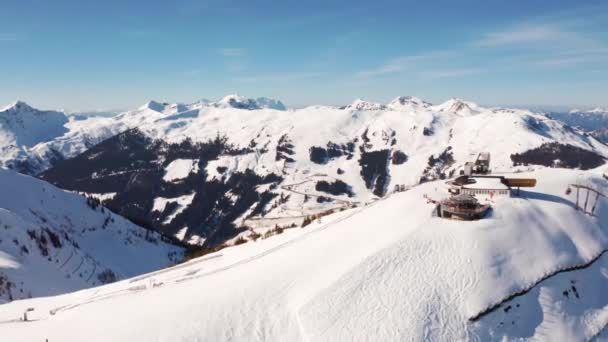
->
<box><xmin>0</xmin><ymin>167</ymin><xmax>183</xmax><ymax>303</ymax></box>
<box><xmin>548</xmin><ymin>108</ymin><xmax>608</xmax><ymax>144</ymax></box>
<box><xmin>432</xmin><ymin>97</ymin><xmax>483</xmax><ymax>116</ymax></box>
<box><xmin>344</xmin><ymin>98</ymin><xmax>388</xmax><ymax>111</ymax></box>
<box><xmin>1</xmin><ymin>168</ymin><xmax>607</xmax><ymax>341</ymax></box>
<box><xmin>0</xmin><ymin>101</ymin><xmax>129</xmax><ymax>174</ymax></box>
<box><xmin>26</xmin><ymin>96</ymin><xmax>608</xmax><ymax>249</ymax></box>
<box><xmin>1</xmin><ymin>95</ymin><xmax>608</xmax><ymax>340</ymax></box>
<box><xmin>214</xmin><ymin>95</ymin><xmax>287</xmax><ymax>111</ymax></box>
<box><xmin>0</xmin><ymin>101</ymin><xmax>69</xmax><ymax>172</ymax></box>
<box><xmin>0</xmin><ymin>96</ymin><xmax>291</xmax><ymax>174</ymax></box>
<box><xmin>387</xmin><ymin>95</ymin><xmax>432</xmax><ymax>111</ymax></box>
<box><xmin>0</xmin><ymin>101</ymin><xmax>68</xmax><ymax>147</ymax></box>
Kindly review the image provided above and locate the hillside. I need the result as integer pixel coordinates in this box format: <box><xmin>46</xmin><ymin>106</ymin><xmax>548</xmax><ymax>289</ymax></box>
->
<box><xmin>35</xmin><ymin>96</ymin><xmax>608</xmax><ymax>248</ymax></box>
<box><xmin>0</xmin><ymin>168</ymin><xmax>183</xmax><ymax>303</ymax></box>
<box><xmin>0</xmin><ymin>168</ymin><xmax>606</xmax><ymax>341</ymax></box>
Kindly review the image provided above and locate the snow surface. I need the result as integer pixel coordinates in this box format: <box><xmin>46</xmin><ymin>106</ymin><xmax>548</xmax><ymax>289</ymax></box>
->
<box><xmin>0</xmin><ymin>168</ymin><xmax>606</xmax><ymax>341</ymax></box>
<box><xmin>152</xmin><ymin>193</ymin><xmax>196</xmax><ymax>224</ymax></box>
<box><xmin>0</xmin><ymin>168</ymin><xmax>183</xmax><ymax>303</ymax></box>
<box><xmin>162</xmin><ymin>159</ymin><xmax>199</xmax><ymax>182</ymax></box>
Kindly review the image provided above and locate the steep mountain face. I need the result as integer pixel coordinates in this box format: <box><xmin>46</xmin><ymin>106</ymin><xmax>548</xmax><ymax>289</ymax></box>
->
<box><xmin>0</xmin><ymin>101</ymin><xmax>128</xmax><ymax>174</ymax></box>
<box><xmin>0</xmin><ymin>101</ymin><xmax>68</xmax><ymax>147</ymax></box>
<box><xmin>1</xmin><ymin>168</ymin><xmax>607</xmax><ymax>341</ymax></box>
<box><xmin>40</xmin><ymin>130</ymin><xmax>282</xmax><ymax>246</ymax></box>
<box><xmin>36</xmin><ymin>97</ymin><xmax>608</xmax><ymax>248</ymax></box>
<box><xmin>0</xmin><ymin>168</ymin><xmax>182</xmax><ymax>304</ymax></box>
<box><xmin>0</xmin><ymin>102</ymin><xmax>69</xmax><ymax>173</ymax></box>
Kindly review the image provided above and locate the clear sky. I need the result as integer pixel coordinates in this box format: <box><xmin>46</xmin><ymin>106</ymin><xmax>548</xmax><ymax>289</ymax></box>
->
<box><xmin>1</xmin><ymin>0</ymin><xmax>607</xmax><ymax>111</ymax></box>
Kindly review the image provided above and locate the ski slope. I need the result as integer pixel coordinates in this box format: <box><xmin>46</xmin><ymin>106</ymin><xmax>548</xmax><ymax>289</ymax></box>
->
<box><xmin>1</xmin><ymin>168</ymin><xmax>606</xmax><ymax>341</ymax></box>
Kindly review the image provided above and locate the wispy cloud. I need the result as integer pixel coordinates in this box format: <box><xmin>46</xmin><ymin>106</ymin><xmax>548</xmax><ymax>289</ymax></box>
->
<box><xmin>218</xmin><ymin>48</ymin><xmax>246</xmax><ymax>57</ymax></box>
<box><xmin>477</xmin><ymin>18</ymin><xmax>608</xmax><ymax>70</ymax></box>
<box><xmin>233</xmin><ymin>71</ymin><xmax>324</xmax><ymax>83</ymax></box>
<box><xmin>476</xmin><ymin>24</ymin><xmax>573</xmax><ymax>47</ymax></box>
<box><xmin>423</xmin><ymin>68</ymin><xmax>485</xmax><ymax>79</ymax></box>
<box><xmin>355</xmin><ymin>51</ymin><xmax>453</xmax><ymax>78</ymax></box>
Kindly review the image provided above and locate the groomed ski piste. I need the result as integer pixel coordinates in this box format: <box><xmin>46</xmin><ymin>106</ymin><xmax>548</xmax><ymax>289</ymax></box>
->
<box><xmin>0</xmin><ymin>168</ymin><xmax>607</xmax><ymax>341</ymax></box>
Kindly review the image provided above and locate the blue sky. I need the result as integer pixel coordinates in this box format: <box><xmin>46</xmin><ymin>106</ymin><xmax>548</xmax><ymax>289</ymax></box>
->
<box><xmin>1</xmin><ymin>0</ymin><xmax>607</xmax><ymax>110</ymax></box>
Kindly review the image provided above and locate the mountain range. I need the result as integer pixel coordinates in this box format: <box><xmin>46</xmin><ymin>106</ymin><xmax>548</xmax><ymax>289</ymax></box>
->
<box><xmin>0</xmin><ymin>95</ymin><xmax>608</xmax><ymax>340</ymax></box>
<box><xmin>2</xmin><ymin>96</ymin><xmax>607</xmax><ymax>248</ymax></box>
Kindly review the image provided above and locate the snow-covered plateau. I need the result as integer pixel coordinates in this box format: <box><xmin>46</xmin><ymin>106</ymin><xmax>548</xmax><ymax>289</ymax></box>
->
<box><xmin>0</xmin><ymin>168</ymin><xmax>607</xmax><ymax>341</ymax></box>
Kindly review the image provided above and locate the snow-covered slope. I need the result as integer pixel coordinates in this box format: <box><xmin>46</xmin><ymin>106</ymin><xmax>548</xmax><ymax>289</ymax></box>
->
<box><xmin>0</xmin><ymin>168</ymin><xmax>182</xmax><ymax>303</ymax></box>
<box><xmin>33</xmin><ymin>96</ymin><xmax>608</xmax><ymax>247</ymax></box>
<box><xmin>0</xmin><ymin>168</ymin><xmax>606</xmax><ymax>341</ymax></box>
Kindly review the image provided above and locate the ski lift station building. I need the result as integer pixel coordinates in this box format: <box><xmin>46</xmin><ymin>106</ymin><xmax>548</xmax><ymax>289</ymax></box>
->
<box><xmin>448</xmin><ymin>176</ymin><xmax>536</xmax><ymax>197</ymax></box>
<box><xmin>459</xmin><ymin>177</ymin><xmax>510</xmax><ymax>197</ymax></box>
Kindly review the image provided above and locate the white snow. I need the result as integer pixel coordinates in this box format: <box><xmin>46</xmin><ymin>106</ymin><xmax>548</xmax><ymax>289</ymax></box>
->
<box><xmin>162</xmin><ymin>159</ymin><xmax>199</xmax><ymax>182</ymax></box>
<box><xmin>0</xmin><ymin>168</ymin><xmax>606</xmax><ymax>341</ymax></box>
<box><xmin>174</xmin><ymin>227</ymin><xmax>188</xmax><ymax>241</ymax></box>
<box><xmin>80</xmin><ymin>192</ymin><xmax>117</xmax><ymax>201</ymax></box>
<box><xmin>152</xmin><ymin>193</ymin><xmax>195</xmax><ymax>224</ymax></box>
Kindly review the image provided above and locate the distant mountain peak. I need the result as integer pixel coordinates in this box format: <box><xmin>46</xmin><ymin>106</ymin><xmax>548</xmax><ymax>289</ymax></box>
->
<box><xmin>589</xmin><ymin>107</ymin><xmax>608</xmax><ymax>114</ymax></box>
<box><xmin>140</xmin><ymin>100</ymin><xmax>169</xmax><ymax>112</ymax></box>
<box><xmin>434</xmin><ymin>97</ymin><xmax>481</xmax><ymax>115</ymax></box>
<box><xmin>387</xmin><ymin>96</ymin><xmax>432</xmax><ymax>110</ymax></box>
<box><xmin>568</xmin><ymin>107</ymin><xmax>608</xmax><ymax>115</ymax></box>
<box><xmin>1</xmin><ymin>100</ymin><xmax>35</xmax><ymax>112</ymax></box>
<box><xmin>346</xmin><ymin>98</ymin><xmax>387</xmax><ymax>111</ymax></box>
<box><xmin>214</xmin><ymin>95</ymin><xmax>286</xmax><ymax>111</ymax></box>
<box><xmin>254</xmin><ymin>97</ymin><xmax>287</xmax><ymax>111</ymax></box>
